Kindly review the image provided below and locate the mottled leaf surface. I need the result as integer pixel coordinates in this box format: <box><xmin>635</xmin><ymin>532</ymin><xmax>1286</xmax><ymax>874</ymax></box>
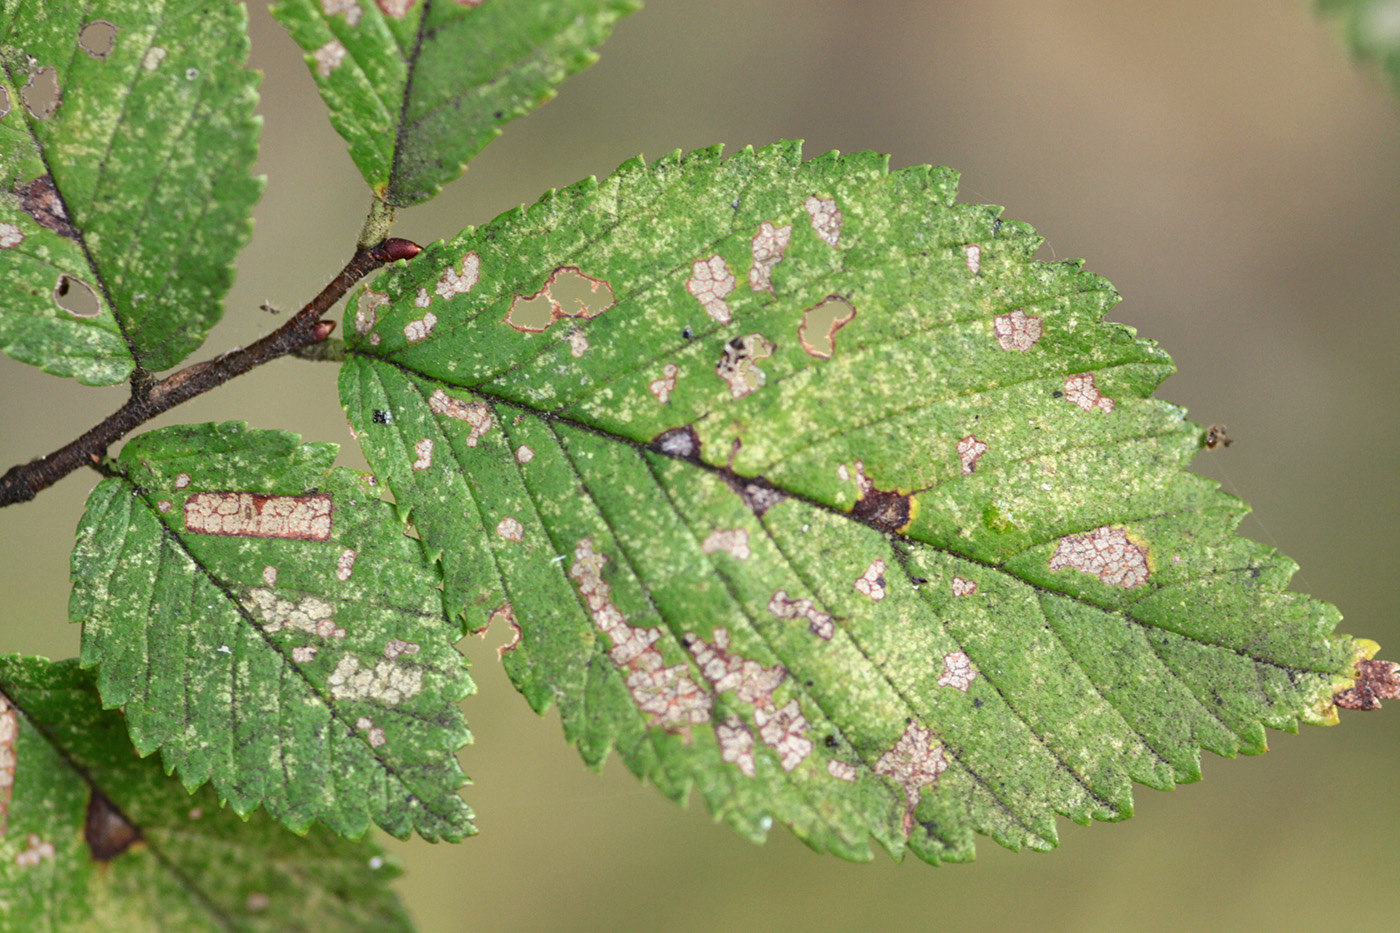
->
<box><xmin>0</xmin><ymin>1</ymin><xmax>262</xmax><ymax>383</ymax></box>
<box><xmin>70</xmin><ymin>422</ymin><xmax>473</xmax><ymax>842</ymax></box>
<box><xmin>0</xmin><ymin>656</ymin><xmax>411</xmax><ymax>933</ymax></box>
<box><xmin>341</xmin><ymin>142</ymin><xmax>1364</xmax><ymax>862</ymax></box>
<box><xmin>1318</xmin><ymin>0</ymin><xmax>1400</xmax><ymax>90</ymax></box>
<box><xmin>271</xmin><ymin>0</ymin><xmax>637</xmax><ymax>206</ymax></box>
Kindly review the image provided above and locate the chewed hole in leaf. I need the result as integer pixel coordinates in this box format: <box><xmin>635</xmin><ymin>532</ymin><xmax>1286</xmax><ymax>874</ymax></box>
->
<box><xmin>506</xmin><ymin>267</ymin><xmax>615</xmax><ymax>332</ymax></box>
<box><xmin>798</xmin><ymin>297</ymin><xmax>856</xmax><ymax>358</ymax></box>
<box><xmin>20</xmin><ymin>66</ymin><xmax>59</xmax><ymax>119</ymax></box>
<box><xmin>78</xmin><ymin>20</ymin><xmax>118</xmax><ymax>60</ymax></box>
<box><xmin>54</xmin><ymin>275</ymin><xmax>100</xmax><ymax>318</ymax></box>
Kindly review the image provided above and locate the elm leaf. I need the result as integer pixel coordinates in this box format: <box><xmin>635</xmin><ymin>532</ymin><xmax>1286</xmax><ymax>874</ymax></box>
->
<box><xmin>340</xmin><ymin>142</ymin><xmax>1368</xmax><ymax>862</ymax></box>
<box><xmin>0</xmin><ymin>655</ymin><xmax>411</xmax><ymax>932</ymax></box>
<box><xmin>270</xmin><ymin>0</ymin><xmax>638</xmax><ymax>207</ymax></box>
<box><xmin>70</xmin><ymin>422</ymin><xmax>473</xmax><ymax>842</ymax></box>
<box><xmin>0</xmin><ymin>2</ymin><xmax>262</xmax><ymax>382</ymax></box>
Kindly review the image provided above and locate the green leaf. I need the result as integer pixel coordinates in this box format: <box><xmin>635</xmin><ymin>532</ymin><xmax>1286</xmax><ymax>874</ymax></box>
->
<box><xmin>0</xmin><ymin>2</ymin><xmax>262</xmax><ymax>383</ymax></box>
<box><xmin>70</xmin><ymin>422</ymin><xmax>474</xmax><ymax>842</ymax></box>
<box><xmin>340</xmin><ymin>141</ymin><xmax>1364</xmax><ymax>862</ymax></box>
<box><xmin>0</xmin><ymin>655</ymin><xmax>412</xmax><ymax>932</ymax></box>
<box><xmin>270</xmin><ymin>0</ymin><xmax>638</xmax><ymax>207</ymax></box>
<box><xmin>1317</xmin><ymin>0</ymin><xmax>1400</xmax><ymax>90</ymax></box>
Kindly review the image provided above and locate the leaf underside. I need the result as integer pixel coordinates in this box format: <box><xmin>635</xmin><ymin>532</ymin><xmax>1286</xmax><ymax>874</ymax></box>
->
<box><xmin>271</xmin><ymin>0</ymin><xmax>638</xmax><ymax>207</ymax></box>
<box><xmin>0</xmin><ymin>0</ymin><xmax>262</xmax><ymax>383</ymax></box>
<box><xmin>70</xmin><ymin>422</ymin><xmax>474</xmax><ymax>842</ymax></box>
<box><xmin>341</xmin><ymin>141</ymin><xmax>1361</xmax><ymax>863</ymax></box>
<box><xmin>0</xmin><ymin>656</ymin><xmax>411</xmax><ymax>932</ymax></box>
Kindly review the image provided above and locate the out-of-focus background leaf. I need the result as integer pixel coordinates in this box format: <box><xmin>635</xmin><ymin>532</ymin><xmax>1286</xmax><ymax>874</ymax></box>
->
<box><xmin>3</xmin><ymin>1</ymin><xmax>1397</xmax><ymax>929</ymax></box>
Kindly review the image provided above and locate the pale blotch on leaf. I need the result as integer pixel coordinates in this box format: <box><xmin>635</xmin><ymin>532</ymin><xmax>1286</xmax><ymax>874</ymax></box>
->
<box><xmin>716</xmin><ymin>333</ymin><xmax>775</xmax><ymax>399</ymax></box>
<box><xmin>244</xmin><ymin>588</ymin><xmax>346</xmax><ymax>640</ymax></box>
<box><xmin>1048</xmin><ymin>525</ymin><xmax>1149</xmax><ymax>589</ymax></box>
<box><xmin>78</xmin><ymin>20</ymin><xmax>118</xmax><ymax>60</ymax></box>
<box><xmin>701</xmin><ymin>528</ymin><xmax>750</xmax><ymax>560</ymax></box>
<box><xmin>14</xmin><ymin>833</ymin><xmax>55</xmax><ymax>867</ymax></box>
<box><xmin>768</xmin><ymin>590</ymin><xmax>834</xmax><ymax>641</ymax></box>
<box><xmin>950</xmin><ymin>576</ymin><xmax>978</xmax><ymax>597</ymax></box>
<box><xmin>572</xmin><ymin>539</ymin><xmax>711</xmax><ymax>737</ymax></box>
<box><xmin>314</xmin><ymin>39</ymin><xmax>347</xmax><ymax>77</ymax></box>
<box><xmin>804</xmin><ymin>195</ymin><xmax>843</xmax><ymax>247</ymax></box>
<box><xmin>327</xmin><ymin>654</ymin><xmax>424</xmax><ymax>705</ymax></box>
<box><xmin>827</xmin><ymin>759</ymin><xmax>857</xmax><ymax>782</ymax></box>
<box><xmin>142</xmin><ymin>47</ymin><xmax>166</xmax><ymax>71</ymax></box>
<box><xmin>1063</xmin><ymin>372</ymin><xmax>1115</xmax><ymax>413</ymax></box>
<box><xmin>157</xmin><ymin>500</ymin><xmax>172</xmax><ymax>513</ymax></box>
<box><xmin>798</xmin><ymin>297</ymin><xmax>856</xmax><ymax>359</ymax></box>
<box><xmin>377</xmin><ymin>0</ymin><xmax>413</xmax><ymax>17</ymax></box>
<box><xmin>964</xmin><ymin>243</ymin><xmax>981</xmax><ymax>274</ymax></box>
<box><xmin>649</xmin><ymin>363</ymin><xmax>679</xmax><ymax>404</ymax></box>
<box><xmin>568</xmin><ymin>329</ymin><xmax>589</xmax><ymax>358</ymax></box>
<box><xmin>515</xmin><ymin>445</ymin><xmax>534</xmax><ymax>464</ymax></box>
<box><xmin>686</xmin><ymin>628</ymin><xmax>786</xmax><ymax>710</ymax></box>
<box><xmin>993</xmin><ymin>309</ymin><xmax>1042</xmax><ymax>352</ymax></box>
<box><xmin>336</xmin><ymin>548</ymin><xmax>357</xmax><ymax>582</ymax></box>
<box><xmin>686</xmin><ymin>255</ymin><xmax>736</xmax><ymax>324</ymax></box>
<box><xmin>412</xmin><ymin>438</ymin><xmax>434</xmax><ymax>470</ymax></box>
<box><xmin>54</xmin><ymin>274</ymin><xmax>101</xmax><ymax>318</ymax></box>
<box><xmin>496</xmin><ymin>517</ymin><xmax>524</xmax><ymax>542</ymax></box>
<box><xmin>957</xmin><ymin>434</ymin><xmax>987</xmax><ymax>475</ymax></box>
<box><xmin>436</xmin><ymin>252</ymin><xmax>481</xmax><ymax>301</ymax></box>
<box><xmin>184</xmin><ymin>492</ymin><xmax>333</xmax><ymax>540</ymax></box>
<box><xmin>854</xmin><ymin>559</ymin><xmax>887</xmax><ymax>601</ymax></box>
<box><xmin>323</xmin><ymin>0</ymin><xmax>363</xmax><ymax>25</ymax></box>
<box><xmin>0</xmin><ymin>223</ymin><xmax>20</xmax><ymax>250</ymax></box>
<box><xmin>506</xmin><ymin>266</ymin><xmax>613</xmax><ymax>332</ymax></box>
<box><xmin>355</xmin><ymin>290</ymin><xmax>388</xmax><ymax>334</ymax></box>
<box><xmin>0</xmin><ymin>696</ymin><xmax>15</xmax><ymax>834</ymax></box>
<box><xmin>174</xmin><ymin>472</ymin><xmax>191</xmax><ymax>489</ymax></box>
<box><xmin>749</xmin><ymin>221</ymin><xmax>792</xmax><ymax>292</ymax></box>
<box><xmin>292</xmin><ymin>646</ymin><xmax>317</xmax><ymax>663</ymax></box>
<box><xmin>384</xmin><ymin>639</ymin><xmax>420</xmax><ymax>660</ymax></box>
<box><xmin>427</xmin><ymin>388</ymin><xmax>493</xmax><ymax>445</ymax></box>
<box><xmin>246</xmin><ymin>892</ymin><xmax>270</xmax><ymax>913</ymax></box>
<box><xmin>403</xmin><ymin>310</ymin><xmax>437</xmax><ymax>342</ymax></box>
<box><xmin>937</xmin><ymin>651</ymin><xmax>977</xmax><ymax>692</ymax></box>
<box><xmin>875</xmin><ymin>722</ymin><xmax>948</xmax><ymax>834</ymax></box>
<box><xmin>20</xmin><ymin>66</ymin><xmax>59</xmax><ymax>120</ymax></box>
<box><xmin>716</xmin><ymin>716</ymin><xmax>756</xmax><ymax>777</ymax></box>
<box><xmin>262</xmin><ymin>565</ymin><xmax>278</xmax><ymax>586</ymax></box>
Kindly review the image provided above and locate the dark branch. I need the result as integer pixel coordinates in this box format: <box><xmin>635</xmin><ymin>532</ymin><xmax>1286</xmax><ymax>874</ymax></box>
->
<box><xmin>0</xmin><ymin>238</ymin><xmax>420</xmax><ymax>508</ymax></box>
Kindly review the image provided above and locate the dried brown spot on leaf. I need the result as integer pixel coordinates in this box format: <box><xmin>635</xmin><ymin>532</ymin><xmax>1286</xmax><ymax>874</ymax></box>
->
<box><xmin>507</xmin><ymin>267</ymin><xmax>614</xmax><ymax>332</ymax></box>
<box><xmin>804</xmin><ymin>195</ymin><xmax>843</xmax><ymax>246</ymax></box>
<box><xmin>1335</xmin><ymin>659</ymin><xmax>1400</xmax><ymax>711</ymax></box>
<box><xmin>852</xmin><ymin>483</ymin><xmax>915</xmax><ymax>534</ymax></box>
<box><xmin>755</xmin><ymin>700</ymin><xmax>813</xmax><ymax>772</ymax></box>
<box><xmin>993</xmin><ymin>309</ymin><xmax>1042</xmax><ymax>352</ymax></box>
<box><xmin>685</xmin><ymin>628</ymin><xmax>786</xmax><ymax>708</ymax></box>
<box><xmin>854</xmin><ymin>559</ymin><xmax>887</xmax><ymax>601</ymax></box>
<box><xmin>716</xmin><ymin>333</ymin><xmax>775</xmax><ymax>399</ymax></box>
<box><xmin>15</xmin><ymin>175</ymin><xmax>78</xmax><ymax>240</ymax></box>
<box><xmin>1048</xmin><ymin>525</ymin><xmax>1149</xmax><ymax>588</ymax></box>
<box><xmin>427</xmin><ymin>388</ymin><xmax>493</xmax><ymax>445</ymax></box>
<box><xmin>768</xmin><ymin>590</ymin><xmax>834</xmax><ymax>640</ymax></box>
<box><xmin>701</xmin><ymin>528</ymin><xmax>750</xmax><ymax>560</ymax></box>
<box><xmin>1064</xmin><ymin>372</ymin><xmax>1115</xmax><ymax>413</ymax></box>
<box><xmin>649</xmin><ymin>363</ymin><xmax>679</xmax><ymax>404</ymax></box>
<box><xmin>937</xmin><ymin>651</ymin><xmax>977</xmax><ymax>692</ymax></box>
<box><xmin>875</xmin><ymin>722</ymin><xmax>948</xmax><ymax>835</ymax></box>
<box><xmin>716</xmin><ymin>716</ymin><xmax>756</xmax><ymax>776</ymax></box>
<box><xmin>85</xmin><ymin>790</ymin><xmax>141</xmax><ymax>861</ymax></box>
<box><xmin>749</xmin><ymin>222</ymin><xmax>792</xmax><ymax>292</ymax></box>
<box><xmin>20</xmin><ymin>66</ymin><xmax>59</xmax><ymax>120</ymax></box>
<box><xmin>687</xmin><ymin>254</ymin><xmax>736</xmax><ymax>323</ymax></box>
<box><xmin>1205</xmin><ymin>424</ymin><xmax>1232</xmax><ymax>450</ymax></box>
<box><xmin>184</xmin><ymin>492</ymin><xmax>332</xmax><ymax>540</ymax></box>
<box><xmin>957</xmin><ymin>435</ymin><xmax>987</xmax><ymax>475</ymax></box>
<box><xmin>724</xmin><ymin>474</ymin><xmax>786</xmax><ymax>517</ymax></box>
<box><xmin>798</xmin><ymin>297</ymin><xmax>856</xmax><ymax>359</ymax></box>
<box><xmin>650</xmin><ymin>425</ymin><xmax>702</xmax><ymax>462</ymax></box>
<box><xmin>78</xmin><ymin>20</ymin><xmax>118</xmax><ymax>60</ymax></box>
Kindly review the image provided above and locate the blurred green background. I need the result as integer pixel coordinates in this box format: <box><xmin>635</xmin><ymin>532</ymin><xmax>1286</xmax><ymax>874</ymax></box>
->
<box><xmin>5</xmin><ymin>1</ymin><xmax>1400</xmax><ymax>929</ymax></box>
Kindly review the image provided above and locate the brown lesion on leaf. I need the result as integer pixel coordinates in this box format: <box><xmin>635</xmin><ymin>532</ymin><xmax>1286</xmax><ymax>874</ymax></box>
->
<box><xmin>184</xmin><ymin>492</ymin><xmax>332</xmax><ymax>541</ymax></box>
<box><xmin>506</xmin><ymin>267</ymin><xmax>614</xmax><ymax>333</ymax></box>
<box><xmin>1335</xmin><ymin>659</ymin><xmax>1400</xmax><ymax>711</ymax></box>
<box><xmin>78</xmin><ymin>20</ymin><xmax>118</xmax><ymax>60</ymax></box>
<box><xmin>798</xmin><ymin>297</ymin><xmax>856</xmax><ymax>359</ymax></box>
<box><xmin>649</xmin><ymin>426</ymin><xmax>702</xmax><ymax>462</ymax></box>
<box><xmin>1204</xmin><ymin>424</ymin><xmax>1232</xmax><ymax>450</ymax></box>
<box><xmin>1048</xmin><ymin>525</ymin><xmax>1149</xmax><ymax>589</ymax></box>
<box><xmin>852</xmin><ymin>483</ymin><xmax>915</xmax><ymax>534</ymax></box>
<box><xmin>85</xmin><ymin>789</ymin><xmax>142</xmax><ymax>862</ymax></box>
<box><xmin>15</xmin><ymin>175</ymin><xmax>79</xmax><ymax>240</ymax></box>
<box><xmin>489</xmin><ymin>603</ymin><xmax>521</xmax><ymax>658</ymax></box>
<box><xmin>715</xmin><ymin>333</ymin><xmax>775</xmax><ymax>399</ymax></box>
<box><xmin>875</xmin><ymin>722</ymin><xmax>948</xmax><ymax>836</ymax></box>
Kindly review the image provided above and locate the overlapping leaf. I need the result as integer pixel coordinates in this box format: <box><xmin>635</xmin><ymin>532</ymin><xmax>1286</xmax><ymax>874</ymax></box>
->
<box><xmin>0</xmin><ymin>1</ymin><xmax>262</xmax><ymax>383</ymax></box>
<box><xmin>271</xmin><ymin>0</ymin><xmax>638</xmax><ymax>207</ymax></box>
<box><xmin>1318</xmin><ymin>0</ymin><xmax>1400</xmax><ymax>91</ymax></box>
<box><xmin>340</xmin><ymin>142</ymin><xmax>1363</xmax><ymax>862</ymax></box>
<box><xmin>70</xmin><ymin>422</ymin><xmax>473</xmax><ymax>842</ymax></box>
<box><xmin>0</xmin><ymin>655</ymin><xmax>411</xmax><ymax>932</ymax></box>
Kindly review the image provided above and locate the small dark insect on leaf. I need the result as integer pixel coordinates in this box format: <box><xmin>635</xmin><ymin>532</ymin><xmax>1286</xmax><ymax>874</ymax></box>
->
<box><xmin>1205</xmin><ymin>424</ymin><xmax>1232</xmax><ymax>450</ymax></box>
<box><xmin>372</xmin><ymin>410</ymin><xmax>391</xmax><ymax>425</ymax></box>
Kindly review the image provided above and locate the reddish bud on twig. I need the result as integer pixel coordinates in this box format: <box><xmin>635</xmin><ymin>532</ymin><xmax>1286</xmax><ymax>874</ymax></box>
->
<box><xmin>373</xmin><ymin>237</ymin><xmax>422</xmax><ymax>263</ymax></box>
<box><xmin>311</xmin><ymin>320</ymin><xmax>336</xmax><ymax>342</ymax></box>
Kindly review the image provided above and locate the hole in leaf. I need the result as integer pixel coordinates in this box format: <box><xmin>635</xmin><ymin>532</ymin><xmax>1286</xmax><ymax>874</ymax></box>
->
<box><xmin>798</xmin><ymin>296</ymin><xmax>856</xmax><ymax>358</ymax></box>
<box><xmin>507</xmin><ymin>292</ymin><xmax>555</xmax><ymax>332</ymax></box>
<box><xmin>20</xmin><ymin>66</ymin><xmax>59</xmax><ymax>120</ymax></box>
<box><xmin>78</xmin><ymin>20</ymin><xmax>117</xmax><ymax>60</ymax></box>
<box><xmin>54</xmin><ymin>275</ymin><xmax>100</xmax><ymax>318</ymax></box>
<box><xmin>506</xmin><ymin>267</ymin><xmax>615</xmax><ymax>332</ymax></box>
